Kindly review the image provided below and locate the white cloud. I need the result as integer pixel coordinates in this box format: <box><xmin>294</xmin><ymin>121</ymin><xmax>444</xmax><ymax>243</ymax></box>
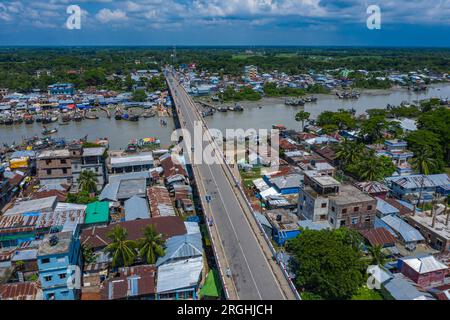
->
<box><xmin>96</xmin><ymin>8</ymin><xmax>128</xmax><ymax>23</ymax></box>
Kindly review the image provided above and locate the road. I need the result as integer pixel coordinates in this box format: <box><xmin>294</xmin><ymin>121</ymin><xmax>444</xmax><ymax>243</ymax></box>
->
<box><xmin>166</xmin><ymin>70</ymin><xmax>296</xmax><ymax>300</ymax></box>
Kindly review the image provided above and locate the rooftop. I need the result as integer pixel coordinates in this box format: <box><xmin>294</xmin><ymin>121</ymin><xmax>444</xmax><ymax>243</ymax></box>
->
<box><xmin>402</xmin><ymin>255</ymin><xmax>448</xmax><ymax>274</ymax></box>
<box><xmin>82</xmin><ymin>147</ymin><xmax>106</xmax><ymax>157</ymax></box>
<box><xmin>38</xmin><ymin>231</ymin><xmax>73</xmax><ymax>256</ymax></box>
<box><xmin>110</xmin><ymin>152</ymin><xmax>153</xmax><ymax>168</ymax></box>
<box><xmin>406</xmin><ymin>207</ymin><xmax>450</xmax><ymax>240</ymax></box>
<box><xmin>85</xmin><ymin>201</ymin><xmax>109</xmax><ymax>225</ymax></box>
<box><xmin>37</xmin><ymin>149</ymin><xmax>70</xmax><ymax>159</ymax></box>
<box><xmin>124</xmin><ymin>195</ymin><xmax>150</xmax><ymax>221</ymax></box>
<box><xmin>331</xmin><ymin>184</ymin><xmax>375</xmax><ymax>206</ymax></box>
<box><xmin>156</xmin><ymin>256</ymin><xmax>203</xmax><ymax>294</ymax></box>
<box><xmin>4</xmin><ymin>196</ymin><xmax>58</xmax><ymax>216</ymax></box>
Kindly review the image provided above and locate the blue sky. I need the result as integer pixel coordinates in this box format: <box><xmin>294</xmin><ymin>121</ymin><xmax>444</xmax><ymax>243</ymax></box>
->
<box><xmin>0</xmin><ymin>0</ymin><xmax>449</xmax><ymax>46</ymax></box>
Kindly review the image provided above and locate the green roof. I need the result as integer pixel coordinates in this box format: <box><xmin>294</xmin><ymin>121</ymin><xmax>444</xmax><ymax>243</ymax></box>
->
<box><xmin>85</xmin><ymin>201</ymin><xmax>109</xmax><ymax>224</ymax></box>
<box><xmin>199</xmin><ymin>269</ymin><xmax>222</xmax><ymax>299</ymax></box>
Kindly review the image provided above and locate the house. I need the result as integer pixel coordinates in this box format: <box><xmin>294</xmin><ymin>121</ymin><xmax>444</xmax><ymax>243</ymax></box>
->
<box><xmin>84</xmin><ymin>201</ymin><xmax>109</xmax><ymax>226</ymax></box>
<box><xmin>399</xmin><ymin>255</ymin><xmax>448</xmax><ymax>287</ymax></box>
<box><xmin>386</xmin><ymin>174</ymin><xmax>450</xmax><ymax>203</ymax></box>
<box><xmin>48</xmin><ymin>83</ymin><xmax>75</xmax><ymax>95</ymax></box>
<box><xmin>80</xmin><ymin>217</ymin><xmax>186</xmax><ymax>251</ymax></box>
<box><xmin>156</xmin><ymin>232</ymin><xmax>203</xmax><ymax>267</ymax></box>
<box><xmin>4</xmin><ymin>196</ymin><xmax>58</xmax><ymax>216</ymax></box>
<box><xmin>255</xmin><ymin>213</ymin><xmax>273</xmax><ymax>238</ymax></box>
<box><xmin>99</xmin><ymin>178</ymin><xmax>147</xmax><ymax>203</ymax></box>
<box><xmin>124</xmin><ymin>195</ymin><xmax>151</xmax><ymax>221</ymax></box>
<box><xmin>354</xmin><ymin>181</ymin><xmax>390</xmax><ymax>199</ymax></box>
<box><xmin>0</xmin><ymin>165</ymin><xmax>11</xmax><ymax>209</ymax></box>
<box><xmin>108</xmin><ymin>151</ymin><xmax>154</xmax><ymax>175</ymax></box>
<box><xmin>156</xmin><ymin>256</ymin><xmax>204</xmax><ymax>300</ymax></box>
<box><xmin>0</xmin><ymin>281</ymin><xmax>43</xmax><ymax>300</ymax></box>
<box><xmin>359</xmin><ymin>228</ymin><xmax>397</xmax><ymax>248</ymax></box>
<box><xmin>379</xmin><ymin>215</ymin><xmax>425</xmax><ymax>250</ymax></box>
<box><xmin>69</xmin><ymin>144</ymin><xmax>107</xmax><ymax>192</ymax></box>
<box><xmin>147</xmin><ymin>186</ymin><xmax>176</xmax><ymax>217</ymax></box>
<box><xmin>266</xmin><ymin>174</ymin><xmax>303</xmax><ymax>195</ymax></box>
<box><xmin>37</xmin><ymin>149</ymin><xmax>72</xmax><ymax>186</ymax></box>
<box><xmin>266</xmin><ymin>209</ymin><xmax>300</xmax><ymax>246</ymax></box>
<box><xmin>376</xmin><ymin>197</ymin><xmax>400</xmax><ymax>217</ymax></box>
<box><xmin>100</xmin><ymin>265</ymin><xmax>156</xmax><ymax>300</ymax></box>
<box><xmin>37</xmin><ymin>231</ymin><xmax>81</xmax><ymax>300</ymax></box>
<box><xmin>404</xmin><ymin>206</ymin><xmax>450</xmax><ymax>252</ymax></box>
<box><xmin>383</xmin><ymin>273</ymin><xmax>435</xmax><ymax>300</ymax></box>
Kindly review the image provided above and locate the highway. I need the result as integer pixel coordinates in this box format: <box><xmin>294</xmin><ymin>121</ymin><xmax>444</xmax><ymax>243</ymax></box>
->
<box><xmin>166</xmin><ymin>70</ymin><xmax>296</xmax><ymax>300</ymax></box>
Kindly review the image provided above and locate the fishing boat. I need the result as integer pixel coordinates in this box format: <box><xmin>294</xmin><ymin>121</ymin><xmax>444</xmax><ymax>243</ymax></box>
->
<box><xmin>126</xmin><ymin>140</ymin><xmax>139</xmax><ymax>153</ymax></box>
<box><xmin>42</xmin><ymin>127</ymin><xmax>58</xmax><ymax>135</ymax></box>
<box><xmin>35</xmin><ymin>115</ymin><xmax>43</xmax><ymax>123</ymax></box>
<box><xmin>218</xmin><ymin>106</ymin><xmax>228</xmax><ymax>112</ymax></box>
<box><xmin>142</xmin><ymin>110</ymin><xmax>156</xmax><ymax>118</ymax></box>
<box><xmin>138</xmin><ymin>137</ymin><xmax>161</xmax><ymax>149</ymax></box>
<box><xmin>3</xmin><ymin>117</ymin><xmax>13</xmax><ymax>125</ymax></box>
<box><xmin>73</xmin><ymin>114</ymin><xmax>83</xmax><ymax>122</ymax></box>
<box><xmin>285</xmin><ymin>98</ymin><xmax>305</xmax><ymax>106</ymax></box>
<box><xmin>304</xmin><ymin>96</ymin><xmax>317</xmax><ymax>103</ymax></box>
<box><xmin>62</xmin><ymin>114</ymin><xmax>71</xmax><ymax>122</ymax></box>
<box><xmin>13</xmin><ymin>116</ymin><xmax>23</xmax><ymax>124</ymax></box>
<box><xmin>85</xmin><ymin>113</ymin><xmax>99</xmax><ymax>120</ymax></box>
<box><xmin>24</xmin><ymin>114</ymin><xmax>34</xmax><ymax>124</ymax></box>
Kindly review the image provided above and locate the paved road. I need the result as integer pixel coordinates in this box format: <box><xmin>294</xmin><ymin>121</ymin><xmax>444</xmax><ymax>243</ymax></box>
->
<box><xmin>166</xmin><ymin>71</ymin><xmax>293</xmax><ymax>300</ymax></box>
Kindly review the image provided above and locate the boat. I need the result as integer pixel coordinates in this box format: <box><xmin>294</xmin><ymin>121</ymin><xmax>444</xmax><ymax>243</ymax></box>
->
<box><xmin>126</xmin><ymin>140</ymin><xmax>139</xmax><ymax>153</ymax></box>
<box><xmin>3</xmin><ymin>117</ymin><xmax>13</xmax><ymax>125</ymax></box>
<box><xmin>13</xmin><ymin>116</ymin><xmax>23</xmax><ymax>124</ymax></box>
<box><xmin>35</xmin><ymin>115</ymin><xmax>42</xmax><ymax>123</ymax></box>
<box><xmin>73</xmin><ymin>114</ymin><xmax>83</xmax><ymax>122</ymax></box>
<box><xmin>218</xmin><ymin>106</ymin><xmax>228</xmax><ymax>112</ymax></box>
<box><xmin>24</xmin><ymin>114</ymin><xmax>34</xmax><ymax>124</ymax></box>
<box><xmin>285</xmin><ymin>98</ymin><xmax>305</xmax><ymax>106</ymax></box>
<box><xmin>142</xmin><ymin>110</ymin><xmax>156</xmax><ymax>118</ymax></box>
<box><xmin>304</xmin><ymin>96</ymin><xmax>317</xmax><ymax>103</ymax></box>
<box><xmin>62</xmin><ymin>114</ymin><xmax>71</xmax><ymax>122</ymax></box>
<box><xmin>85</xmin><ymin>113</ymin><xmax>99</xmax><ymax>120</ymax></box>
<box><xmin>42</xmin><ymin>127</ymin><xmax>58</xmax><ymax>135</ymax></box>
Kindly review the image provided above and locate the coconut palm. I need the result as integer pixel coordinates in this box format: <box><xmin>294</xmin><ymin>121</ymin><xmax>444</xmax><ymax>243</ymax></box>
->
<box><xmin>335</xmin><ymin>139</ymin><xmax>364</xmax><ymax>166</ymax></box>
<box><xmin>104</xmin><ymin>226</ymin><xmax>137</xmax><ymax>268</ymax></box>
<box><xmin>295</xmin><ymin>111</ymin><xmax>310</xmax><ymax>132</ymax></box>
<box><xmin>78</xmin><ymin>170</ymin><xmax>98</xmax><ymax>194</ymax></box>
<box><xmin>359</xmin><ymin>155</ymin><xmax>380</xmax><ymax>182</ymax></box>
<box><xmin>138</xmin><ymin>225</ymin><xmax>165</xmax><ymax>264</ymax></box>
<box><xmin>368</xmin><ymin>245</ymin><xmax>387</xmax><ymax>266</ymax></box>
<box><xmin>410</xmin><ymin>147</ymin><xmax>437</xmax><ymax>175</ymax></box>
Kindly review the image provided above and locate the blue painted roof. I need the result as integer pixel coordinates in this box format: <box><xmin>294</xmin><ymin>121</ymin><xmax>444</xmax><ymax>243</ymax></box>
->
<box><xmin>376</xmin><ymin>197</ymin><xmax>400</xmax><ymax>216</ymax></box>
<box><xmin>381</xmin><ymin>215</ymin><xmax>425</xmax><ymax>243</ymax></box>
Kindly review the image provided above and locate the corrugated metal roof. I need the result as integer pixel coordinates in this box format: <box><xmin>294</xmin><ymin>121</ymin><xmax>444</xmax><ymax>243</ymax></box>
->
<box><xmin>124</xmin><ymin>196</ymin><xmax>150</xmax><ymax>221</ymax></box>
<box><xmin>156</xmin><ymin>233</ymin><xmax>203</xmax><ymax>267</ymax></box>
<box><xmin>156</xmin><ymin>256</ymin><xmax>203</xmax><ymax>294</ymax></box>
<box><xmin>381</xmin><ymin>215</ymin><xmax>425</xmax><ymax>243</ymax></box>
<box><xmin>376</xmin><ymin>198</ymin><xmax>400</xmax><ymax>216</ymax></box>
<box><xmin>384</xmin><ymin>273</ymin><xmax>435</xmax><ymax>300</ymax></box>
<box><xmin>402</xmin><ymin>256</ymin><xmax>448</xmax><ymax>274</ymax></box>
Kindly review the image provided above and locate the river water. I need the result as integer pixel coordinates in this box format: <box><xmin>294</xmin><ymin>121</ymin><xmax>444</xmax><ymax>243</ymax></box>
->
<box><xmin>1</xmin><ymin>84</ymin><xmax>449</xmax><ymax>149</ymax></box>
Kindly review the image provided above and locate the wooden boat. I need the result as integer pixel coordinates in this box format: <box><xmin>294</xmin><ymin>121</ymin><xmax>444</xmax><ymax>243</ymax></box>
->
<box><xmin>42</xmin><ymin>127</ymin><xmax>58</xmax><ymax>135</ymax></box>
<box><xmin>85</xmin><ymin>113</ymin><xmax>99</xmax><ymax>120</ymax></box>
<box><xmin>24</xmin><ymin>115</ymin><xmax>34</xmax><ymax>124</ymax></box>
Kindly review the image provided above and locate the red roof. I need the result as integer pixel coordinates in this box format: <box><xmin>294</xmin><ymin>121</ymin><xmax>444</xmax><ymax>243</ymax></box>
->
<box><xmin>383</xmin><ymin>198</ymin><xmax>413</xmax><ymax>216</ymax></box>
<box><xmin>359</xmin><ymin>228</ymin><xmax>397</xmax><ymax>247</ymax></box>
<box><xmin>32</xmin><ymin>190</ymin><xmax>67</xmax><ymax>202</ymax></box>
<box><xmin>0</xmin><ymin>282</ymin><xmax>41</xmax><ymax>300</ymax></box>
<box><xmin>80</xmin><ymin>216</ymin><xmax>186</xmax><ymax>249</ymax></box>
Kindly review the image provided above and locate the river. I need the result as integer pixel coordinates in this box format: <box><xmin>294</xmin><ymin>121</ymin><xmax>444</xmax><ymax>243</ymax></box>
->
<box><xmin>0</xmin><ymin>83</ymin><xmax>449</xmax><ymax>149</ymax></box>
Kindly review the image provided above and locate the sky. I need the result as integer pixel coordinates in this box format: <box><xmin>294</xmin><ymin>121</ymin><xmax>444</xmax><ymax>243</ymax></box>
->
<box><xmin>0</xmin><ymin>0</ymin><xmax>449</xmax><ymax>47</ymax></box>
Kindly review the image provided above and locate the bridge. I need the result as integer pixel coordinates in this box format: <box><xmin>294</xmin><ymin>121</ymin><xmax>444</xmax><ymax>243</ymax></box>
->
<box><xmin>165</xmin><ymin>69</ymin><xmax>299</xmax><ymax>300</ymax></box>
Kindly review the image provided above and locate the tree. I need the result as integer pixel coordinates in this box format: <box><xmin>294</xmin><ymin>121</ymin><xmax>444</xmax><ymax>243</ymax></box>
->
<box><xmin>138</xmin><ymin>225</ymin><xmax>165</xmax><ymax>264</ymax></box>
<box><xmin>66</xmin><ymin>190</ymin><xmax>98</xmax><ymax>204</ymax></box>
<box><xmin>78</xmin><ymin>170</ymin><xmax>98</xmax><ymax>194</ymax></box>
<box><xmin>132</xmin><ymin>89</ymin><xmax>147</xmax><ymax>102</ymax></box>
<box><xmin>82</xmin><ymin>245</ymin><xmax>97</xmax><ymax>265</ymax></box>
<box><xmin>367</xmin><ymin>245</ymin><xmax>387</xmax><ymax>266</ymax></box>
<box><xmin>359</xmin><ymin>115</ymin><xmax>389</xmax><ymax>143</ymax></box>
<box><xmin>405</xmin><ymin>130</ymin><xmax>444</xmax><ymax>173</ymax></box>
<box><xmin>335</xmin><ymin>139</ymin><xmax>364</xmax><ymax>166</ymax></box>
<box><xmin>411</xmin><ymin>147</ymin><xmax>438</xmax><ymax>175</ymax></box>
<box><xmin>295</xmin><ymin>111</ymin><xmax>310</xmax><ymax>132</ymax></box>
<box><xmin>104</xmin><ymin>226</ymin><xmax>137</xmax><ymax>268</ymax></box>
<box><xmin>287</xmin><ymin>228</ymin><xmax>365</xmax><ymax>300</ymax></box>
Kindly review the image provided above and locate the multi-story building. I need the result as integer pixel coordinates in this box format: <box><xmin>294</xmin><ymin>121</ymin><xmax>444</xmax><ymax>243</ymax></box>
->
<box><xmin>68</xmin><ymin>144</ymin><xmax>107</xmax><ymax>192</ymax></box>
<box><xmin>37</xmin><ymin>150</ymin><xmax>72</xmax><ymax>186</ymax></box>
<box><xmin>386</xmin><ymin>174</ymin><xmax>450</xmax><ymax>203</ymax></box>
<box><xmin>108</xmin><ymin>151</ymin><xmax>154</xmax><ymax>175</ymax></box>
<box><xmin>244</xmin><ymin>65</ymin><xmax>258</xmax><ymax>81</ymax></box>
<box><xmin>298</xmin><ymin>172</ymin><xmax>376</xmax><ymax>230</ymax></box>
<box><xmin>0</xmin><ymin>165</ymin><xmax>11</xmax><ymax>209</ymax></box>
<box><xmin>37</xmin><ymin>231</ymin><xmax>81</xmax><ymax>300</ymax></box>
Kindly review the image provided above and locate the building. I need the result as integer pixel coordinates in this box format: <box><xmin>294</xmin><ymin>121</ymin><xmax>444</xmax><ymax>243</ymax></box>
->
<box><xmin>266</xmin><ymin>174</ymin><xmax>303</xmax><ymax>195</ymax></box>
<box><xmin>266</xmin><ymin>209</ymin><xmax>300</xmax><ymax>246</ymax></box>
<box><xmin>4</xmin><ymin>196</ymin><xmax>58</xmax><ymax>216</ymax></box>
<box><xmin>147</xmin><ymin>186</ymin><xmax>176</xmax><ymax>217</ymax></box>
<box><xmin>69</xmin><ymin>144</ymin><xmax>107</xmax><ymax>192</ymax></box>
<box><xmin>379</xmin><ymin>215</ymin><xmax>425</xmax><ymax>250</ymax></box>
<box><xmin>0</xmin><ymin>165</ymin><xmax>11</xmax><ymax>209</ymax></box>
<box><xmin>84</xmin><ymin>201</ymin><xmax>110</xmax><ymax>226</ymax></box>
<box><xmin>37</xmin><ymin>231</ymin><xmax>81</xmax><ymax>300</ymax></box>
<box><xmin>399</xmin><ymin>255</ymin><xmax>448</xmax><ymax>287</ymax></box>
<box><xmin>328</xmin><ymin>184</ymin><xmax>377</xmax><ymax>230</ymax></box>
<box><xmin>405</xmin><ymin>206</ymin><xmax>450</xmax><ymax>252</ymax></box>
<box><xmin>373</xmin><ymin>140</ymin><xmax>414</xmax><ymax>175</ymax></box>
<box><xmin>100</xmin><ymin>265</ymin><xmax>156</xmax><ymax>300</ymax></box>
<box><xmin>156</xmin><ymin>256</ymin><xmax>204</xmax><ymax>300</ymax></box>
<box><xmin>124</xmin><ymin>195</ymin><xmax>151</xmax><ymax>221</ymax></box>
<box><xmin>99</xmin><ymin>177</ymin><xmax>147</xmax><ymax>203</ymax></box>
<box><xmin>354</xmin><ymin>181</ymin><xmax>390</xmax><ymax>199</ymax></box>
<box><xmin>244</xmin><ymin>65</ymin><xmax>258</xmax><ymax>81</ymax></box>
<box><xmin>108</xmin><ymin>151</ymin><xmax>154</xmax><ymax>175</ymax></box>
<box><xmin>37</xmin><ymin>149</ymin><xmax>72</xmax><ymax>186</ymax></box>
<box><xmin>0</xmin><ymin>281</ymin><xmax>43</xmax><ymax>300</ymax></box>
<box><xmin>156</xmin><ymin>232</ymin><xmax>203</xmax><ymax>267</ymax></box>
<box><xmin>386</xmin><ymin>174</ymin><xmax>450</xmax><ymax>203</ymax></box>
<box><xmin>48</xmin><ymin>83</ymin><xmax>75</xmax><ymax>95</ymax></box>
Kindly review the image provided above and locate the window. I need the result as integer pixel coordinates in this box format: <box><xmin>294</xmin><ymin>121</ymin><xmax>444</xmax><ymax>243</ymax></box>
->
<box><xmin>321</xmin><ymin>203</ymin><xmax>327</xmax><ymax>208</ymax></box>
<box><xmin>44</xmin><ymin>275</ymin><xmax>52</xmax><ymax>282</ymax></box>
<box><xmin>342</xmin><ymin>208</ymin><xmax>347</xmax><ymax>214</ymax></box>
<box><xmin>62</xmin><ymin>168</ymin><xmax>67</xmax><ymax>174</ymax></box>
<box><xmin>61</xmin><ymin>159</ymin><xmax>67</xmax><ymax>164</ymax></box>
<box><xmin>367</xmin><ymin>205</ymin><xmax>373</xmax><ymax>210</ymax></box>
<box><xmin>46</xmin><ymin>169</ymin><xmax>51</xmax><ymax>175</ymax></box>
<box><xmin>47</xmin><ymin>293</ymin><xmax>55</xmax><ymax>300</ymax></box>
<box><xmin>340</xmin><ymin>220</ymin><xmax>346</xmax><ymax>227</ymax></box>
<box><xmin>351</xmin><ymin>217</ymin><xmax>359</xmax><ymax>225</ymax></box>
<box><xmin>329</xmin><ymin>217</ymin><xmax>334</xmax><ymax>225</ymax></box>
<box><xmin>41</xmin><ymin>258</ymin><xmax>50</xmax><ymax>264</ymax></box>
<box><xmin>354</xmin><ymin>207</ymin><xmax>359</xmax><ymax>212</ymax></box>
<box><xmin>59</xmin><ymin>273</ymin><xmax>66</xmax><ymax>279</ymax></box>
<box><xmin>331</xmin><ymin>206</ymin><xmax>335</xmax><ymax>212</ymax></box>
<box><xmin>61</xmin><ymin>291</ymin><xmax>69</xmax><ymax>296</ymax></box>
<box><xmin>45</xmin><ymin>159</ymin><xmax>51</xmax><ymax>165</ymax></box>
<box><xmin>365</xmin><ymin>216</ymin><xmax>371</xmax><ymax>222</ymax></box>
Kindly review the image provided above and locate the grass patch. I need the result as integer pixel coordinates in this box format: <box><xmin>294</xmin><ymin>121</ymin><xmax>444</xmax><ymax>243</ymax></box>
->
<box><xmin>351</xmin><ymin>286</ymin><xmax>384</xmax><ymax>300</ymax></box>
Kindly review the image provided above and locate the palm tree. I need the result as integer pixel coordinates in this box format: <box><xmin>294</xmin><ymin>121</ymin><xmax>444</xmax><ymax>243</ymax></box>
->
<box><xmin>138</xmin><ymin>225</ymin><xmax>165</xmax><ymax>264</ymax></box>
<box><xmin>411</xmin><ymin>147</ymin><xmax>437</xmax><ymax>175</ymax></box>
<box><xmin>78</xmin><ymin>170</ymin><xmax>98</xmax><ymax>194</ymax></box>
<box><xmin>104</xmin><ymin>226</ymin><xmax>137</xmax><ymax>268</ymax></box>
<box><xmin>335</xmin><ymin>139</ymin><xmax>364</xmax><ymax>166</ymax></box>
<box><xmin>359</xmin><ymin>155</ymin><xmax>380</xmax><ymax>182</ymax></box>
<box><xmin>295</xmin><ymin>111</ymin><xmax>310</xmax><ymax>132</ymax></box>
<box><xmin>368</xmin><ymin>245</ymin><xmax>387</xmax><ymax>266</ymax></box>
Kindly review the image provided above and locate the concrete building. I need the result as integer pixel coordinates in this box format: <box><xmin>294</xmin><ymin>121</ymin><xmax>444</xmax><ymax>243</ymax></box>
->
<box><xmin>37</xmin><ymin>231</ymin><xmax>81</xmax><ymax>300</ymax></box>
<box><xmin>0</xmin><ymin>165</ymin><xmax>11</xmax><ymax>209</ymax></box>
<box><xmin>386</xmin><ymin>174</ymin><xmax>450</xmax><ymax>203</ymax></box>
<box><xmin>48</xmin><ymin>83</ymin><xmax>74</xmax><ymax>95</ymax></box>
<box><xmin>37</xmin><ymin>149</ymin><xmax>72</xmax><ymax>186</ymax></box>
<box><xmin>266</xmin><ymin>209</ymin><xmax>300</xmax><ymax>246</ymax></box>
<box><xmin>108</xmin><ymin>151</ymin><xmax>154</xmax><ymax>175</ymax></box>
<box><xmin>68</xmin><ymin>144</ymin><xmax>107</xmax><ymax>192</ymax></box>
